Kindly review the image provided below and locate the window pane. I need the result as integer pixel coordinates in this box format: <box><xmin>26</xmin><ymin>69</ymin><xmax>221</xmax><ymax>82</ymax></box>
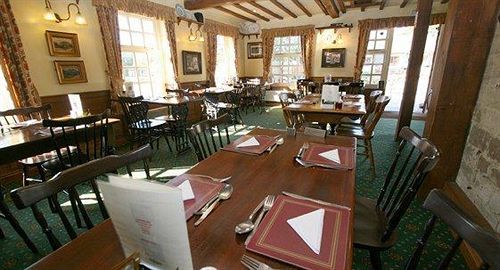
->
<box><xmin>367</xmin><ymin>41</ymin><xmax>375</xmax><ymax>50</ymax></box>
<box><xmin>281</xmin><ymin>37</ymin><xmax>289</xmax><ymax>44</ymax></box>
<box><xmin>369</xmin><ymin>30</ymin><xmax>376</xmax><ymax>40</ymax></box>
<box><xmin>144</xmin><ymin>34</ymin><xmax>156</xmax><ymax>48</ymax></box>
<box><xmin>372</xmin><ymin>64</ymin><xmax>383</xmax><ymax>74</ymax></box>
<box><xmin>274</xmin><ymin>46</ymin><xmax>281</xmax><ymax>54</ymax></box>
<box><xmin>362</xmin><ymin>65</ymin><xmax>372</xmax><ymax>74</ymax></box>
<box><xmin>122</xmin><ymin>52</ymin><xmax>135</xmax><ymax>66</ymax></box>
<box><xmin>281</xmin><ymin>46</ymin><xmax>289</xmax><ymax>53</ymax></box>
<box><xmin>274</xmin><ymin>38</ymin><xmax>281</xmax><ymax>45</ymax></box>
<box><xmin>375</xmin><ymin>40</ymin><xmax>386</xmax><ymax>50</ymax></box>
<box><xmin>371</xmin><ymin>75</ymin><xmax>381</xmax><ymax>85</ymax></box>
<box><xmin>373</xmin><ymin>54</ymin><xmax>384</xmax><ymax>64</ymax></box>
<box><xmin>290</xmin><ymin>45</ymin><xmax>300</xmax><ymax>53</ymax></box>
<box><xmin>365</xmin><ymin>54</ymin><xmax>373</xmax><ymax>64</ymax></box>
<box><xmin>118</xmin><ymin>15</ymin><xmax>129</xmax><ymax>30</ymax></box>
<box><xmin>135</xmin><ymin>52</ymin><xmax>148</xmax><ymax>67</ymax></box>
<box><xmin>137</xmin><ymin>68</ymin><xmax>150</xmax><ymax>81</ymax></box>
<box><xmin>140</xmin><ymin>83</ymin><xmax>153</xmax><ymax>98</ymax></box>
<box><xmin>377</xmin><ymin>30</ymin><xmax>387</xmax><ymax>39</ymax></box>
<box><xmin>131</xmin><ymin>32</ymin><xmax>144</xmax><ymax>47</ymax></box>
<box><xmin>123</xmin><ymin>68</ymin><xmax>137</xmax><ymax>81</ymax></box>
<box><xmin>290</xmin><ymin>36</ymin><xmax>299</xmax><ymax>44</ymax></box>
<box><xmin>142</xmin><ymin>20</ymin><xmax>154</xmax><ymax>33</ymax></box>
<box><xmin>119</xmin><ymin>31</ymin><xmax>131</xmax><ymax>45</ymax></box>
<box><xmin>361</xmin><ymin>75</ymin><xmax>371</xmax><ymax>84</ymax></box>
<box><xmin>129</xmin><ymin>17</ymin><xmax>142</xmax><ymax>31</ymax></box>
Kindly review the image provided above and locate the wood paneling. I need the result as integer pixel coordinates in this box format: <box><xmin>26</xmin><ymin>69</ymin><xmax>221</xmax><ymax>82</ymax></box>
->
<box><xmin>179</xmin><ymin>80</ymin><xmax>210</xmax><ymax>90</ymax></box>
<box><xmin>41</xmin><ymin>90</ymin><xmax>111</xmax><ymax>118</ymax></box>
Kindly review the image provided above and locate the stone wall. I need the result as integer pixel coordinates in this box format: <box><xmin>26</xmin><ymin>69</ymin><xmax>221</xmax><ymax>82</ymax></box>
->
<box><xmin>455</xmin><ymin>26</ymin><xmax>500</xmax><ymax>232</ymax></box>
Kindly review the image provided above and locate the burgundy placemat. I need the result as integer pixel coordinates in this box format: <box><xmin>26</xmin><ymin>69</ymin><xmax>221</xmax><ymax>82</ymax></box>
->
<box><xmin>222</xmin><ymin>135</ymin><xmax>277</xmax><ymax>155</ymax></box>
<box><xmin>246</xmin><ymin>195</ymin><xmax>351</xmax><ymax>270</ymax></box>
<box><xmin>302</xmin><ymin>143</ymin><xmax>354</xmax><ymax>170</ymax></box>
<box><xmin>166</xmin><ymin>174</ymin><xmax>223</xmax><ymax>220</ymax></box>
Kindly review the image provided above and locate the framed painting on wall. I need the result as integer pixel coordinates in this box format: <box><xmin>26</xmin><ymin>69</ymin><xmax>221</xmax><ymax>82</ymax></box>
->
<box><xmin>46</xmin><ymin>30</ymin><xmax>81</xmax><ymax>57</ymax></box>
<box><xmin>54</xmin><ymin>61</ymin><xmax>88</xmax><ymax>84</ymax></box>
<box><xmin>321</xmin><ymin>48</ymin><xmax>346</xmax><ymax>68</ymax></box>
<box><xmin>182</xmin><ymin>51</ymin><xmax>202</xmax><ymax>75</ymax></box>
<box><xmin>247</xmin><ymin>42</ymin><xmax>263</xmax><ymax>59</ymax></box>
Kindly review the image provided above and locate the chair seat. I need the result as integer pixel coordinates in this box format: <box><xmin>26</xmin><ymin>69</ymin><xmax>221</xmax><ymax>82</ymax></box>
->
<box><xmin>354</xmin><ymin>196</ymin><xmax>398</xmax><ymax>250</ymax></box>
<box><xmin>216</xmin><ymin>102</ymin><xmax>238</xmax><ymax>109</ymax></box>
<box><xmin>335</xmin><ymin>125</ymin><xmax>373</xmax><ymax>139</ymax></box>
<box><xmin>130</xmin><ymin>119</ymin><xmax>166</xmax><ymax>129</ymax></box>
<box><xmin>19</xmin><ymin>146</ymin><xmax>78</xmax><ymax>165</ymax></box>
<box><xmin>154</xmin><ymin>115</ymin><xmax>175</xmax><ymax>122</ymax></box>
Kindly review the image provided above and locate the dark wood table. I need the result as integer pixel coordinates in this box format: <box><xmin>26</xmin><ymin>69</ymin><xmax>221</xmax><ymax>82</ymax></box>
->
<box><xmin>27</xmin><ymin>128</ymin><xmax>356</xmax><ymax>270</ymax></box>
<box><xmin>284</xmin><ymin>94</ymin><xmax>366</xmax><ymax>125</ymax></box>
<box><xmin>0</xmin><ymin>118</ymin><xmax>120</xmax><ymax>165</ymax></box>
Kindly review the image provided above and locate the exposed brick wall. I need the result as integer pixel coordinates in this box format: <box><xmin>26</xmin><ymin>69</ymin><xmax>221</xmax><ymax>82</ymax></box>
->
<box><xmin>456</xmin><ymin>26</ymin><xmax>500</xmax><ymax>232</ymax></box>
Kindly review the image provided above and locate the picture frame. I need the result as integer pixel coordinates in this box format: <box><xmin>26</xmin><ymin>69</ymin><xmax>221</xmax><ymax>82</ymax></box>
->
<box><xmin>321</xmin><ymin>48</ymin><xmax>346</xmax><ymax>68</ymax></box>
<box><xmin>182</xmin><ymin>51</ymin><xmax>202</xmax><ymax>75</ymax></box>
<box><xmin>247</xmin><ymin>42</ymin><xmax>263</xmax><ymax>59</ymax></box>
<box><xmin>45</xmin><ymin>30</ymin><xmax>81</xmax><ymax>57</ymax></box>
<box><xmin>54</xmin><ymin>61</ymin><xmax>88</xmax><ymax>84</ymax></box>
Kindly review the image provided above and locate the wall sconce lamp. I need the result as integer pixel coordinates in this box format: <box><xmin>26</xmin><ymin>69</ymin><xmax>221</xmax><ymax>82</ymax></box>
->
<box><xmin>188</xmin><ymin>26</ymin><xmax>204</xmax><ymax>42</ymax></box>
<box><xmin>43</xmin><ymin>0</ymin><xmax>87</xmax><ymax>25</ymax></box>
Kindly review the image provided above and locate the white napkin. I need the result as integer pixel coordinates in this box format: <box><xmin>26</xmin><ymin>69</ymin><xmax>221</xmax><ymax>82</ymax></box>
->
<box><xmin>318</xmin><ymin>149</ymin><xmax>341</xmax><ymax>164</ymax></box>
<box><xmin>236</xmin><ymin>137</ymin><xmax>260</xmax><ymax>148</ymax></box>
<box><xmin>178</xmin><ymin>180</ymin><xmax>195</xmax><ymax>201</ymax></box>
<box><xmin>287</xmin><ymin>209</ymin><xmax>325</xmax><ymax>254</ymax></box>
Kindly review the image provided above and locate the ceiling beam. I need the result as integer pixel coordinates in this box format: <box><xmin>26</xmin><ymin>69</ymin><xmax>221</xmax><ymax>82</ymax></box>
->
<box><xmin>184</xmin><ymin>0</ymin><xmax>246</xmax><ymax>10</ymax></box>
<box><xmin>319</xmin><ymin>0</ymin><xmax>339</xmax><ymax>18</ymax></box>
<box><xmin>214</xmin><ymin>6</ymin><xmax>257</xmax><ymax>22</ymax></box>
<box><xmin>314</xmin><ymin>0</ymin><xmax>329</xmax><ymax>15</ymax></box>
<box><xmin>379</xmin><ymin>0</ymin><xmax>388</xmax><ymax>10</ymax></box>
<box><xmin>400</xmin><ymin>0</ymin><xmax>411</xmax><ymax>8</ymax></box>
<box><xmin>270</xmin><ymin>0</ymin><xmax>297</xmax><ymax>18</ymax></box>
<box><xmin>335</xmin><ymin>0</ymin><xmax>347</xmax><ymax>13</ymax></box>
<box><xmin>233</xmin><ymin>3</ymin><xmax>270</xmax><ymax>21</ymax></box>
<box><xmin>248</xmin><ymin>1</ymin><xmax>284</xmax><ymax>20</ymax></box>
<box><xmin>291</xmin><ymin>0</ymin><xmax>312</xmax><ymax>17</ymax></box>
<box><xmin>441</xmin><ymin>0</ymin><xmax>449</xmax><ymax>3</ymax></box>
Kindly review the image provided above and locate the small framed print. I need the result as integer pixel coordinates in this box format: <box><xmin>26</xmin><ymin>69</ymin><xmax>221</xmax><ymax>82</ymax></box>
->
<box><xmin>247</xmin><ymin>42</ymin><xmax>263</xmax><ymax>59</ymax></box>
<box><xmin>46</xmin><ymin>30</ymin><xmax>81</xmax><ymax>57</ymax></box>
<box><xmin>182</xmin><ymin>51</ymin><xmax>202</xmax><ymax>75</ymax></box>
<box><xmin>321</xmin><ymin>48</ymin><xmax>346</xmax><ymax>68</ymax></box>
<box><xmin>54</xmin><ymin>61</ymin><xmax>88</xmax><ymax>84</ymax></box>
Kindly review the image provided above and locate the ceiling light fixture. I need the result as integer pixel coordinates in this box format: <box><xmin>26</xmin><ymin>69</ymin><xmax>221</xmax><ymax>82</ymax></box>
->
<box><xmin>43</xmin><ymin>0</ymin><xmax>87</xmax><ymax>25</ymax></box>
<box><xmin>196</xmin><ymin>29</ymin><xmax>204</xmax><ymax>42</ymax></box>
<box><xmin>188</xmin><ymin>28</ymin><xmax>197</xmax><ymax>41</ymax></box>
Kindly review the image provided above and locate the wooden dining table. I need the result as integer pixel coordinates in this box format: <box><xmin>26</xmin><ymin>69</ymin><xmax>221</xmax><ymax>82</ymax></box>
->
<box><xmin>284</xmin><ymin>94</ymin><xmax>366</xmax><ymax>126</ymax></box>
<box><xmin>26</xmin><ymin>128</ymin><xmax>356</xmax><ymax>270</ymax></box>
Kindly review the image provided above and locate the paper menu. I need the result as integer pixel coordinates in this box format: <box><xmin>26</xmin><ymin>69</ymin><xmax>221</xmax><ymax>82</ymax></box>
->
<box><xmin>98</xmin><ymin>175</ymin><xmax>193</xmax><ymax>270</ymax></box>
<box><xmin>321</xmin><ymin>84</ymin><xmax>340</xmax><ymax>104</ymax></box>
<box><xmin>68</xmin><ymin>94</ymin><xmax>83</xmax><ymax>117</ymax></box>
<box><xmin>178</xmin><ymin>180</ymin><xmax>195</xmax><ymax>201</ymax></box>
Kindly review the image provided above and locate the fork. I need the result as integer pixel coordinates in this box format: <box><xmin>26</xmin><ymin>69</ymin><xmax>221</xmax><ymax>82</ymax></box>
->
<box><xmin>188</xmin><ymin>174</ymin><xmax>231</xmax><ymax>182</ymax></box>
<box><xmin>245</xmin><ymin>195</ymin><xmax>275</xmax><ymax>245</ymax></box>
<box><xmin>241</xmin><ymin>254</ymin><xmax>276</xmax><ymax>270</ymax></box>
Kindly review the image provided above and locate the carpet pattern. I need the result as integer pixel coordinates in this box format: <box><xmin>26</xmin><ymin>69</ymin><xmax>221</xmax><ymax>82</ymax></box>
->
<box><xmin>0</xmin><ymin>106</ymin><xmax>466</xmax><ymax>270</ymax></box>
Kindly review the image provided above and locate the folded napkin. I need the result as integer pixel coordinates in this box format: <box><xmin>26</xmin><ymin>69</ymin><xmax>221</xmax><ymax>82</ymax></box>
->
<box><xmin>318</xmin><ymin>149</ymin><xmax>341</xmax><ymax>164</ymax></box>
<box><xmin>287</xmin><ymin>209</ymin><xmax>325</xmax><ymax>254</ymax></box>
<box><xmin>236</xmin><ymin>137</ymin><xmax>260</xmax><ymax>148</ymax></box>
<box><xmin>178</xmin><ymin>180</ymin><xmax>195</xmax><ymax>201</ymax></box>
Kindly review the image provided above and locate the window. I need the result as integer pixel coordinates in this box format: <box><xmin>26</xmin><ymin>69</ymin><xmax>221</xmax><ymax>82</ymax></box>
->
<box><xmin>270</xmin><ymin>36</ymin><xmax>304</xmax><ymax>86</ymax></box>
<box><xmin>0</xmin><ymin>66</ymin><xmax>15</xmax><ymax>111</ymax></box>
<box><xmin>361</xmin><ymin>29</ymin><xmax>392</xmax><ymax>87</ymax></box>
<box><xmin>215</xmin><ymin>35</ymin><xmax>237</xmax><ymax>87</ymax></box>
<box><xmin>118</xmin><ymin>12</ymin><xmax>176</xmax><ymax>98</ymax></box>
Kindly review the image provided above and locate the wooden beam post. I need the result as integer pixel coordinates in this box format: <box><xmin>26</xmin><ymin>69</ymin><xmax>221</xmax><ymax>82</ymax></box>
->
<box><xmin>395</xmin><ymin>0</ymin><xmax>432</xmax><ymax>138</ymax></box>
<box><xmin>420</xmin><ymin>0</ymin><xmax>500</xmax><ymax>196</ymax></box>
<box><xmin>319</xmin><ymin>0</ymin><xmax>339</xmax><ymax>18</ymax></box>
<box><xmin>291</xmin><ymin>0</ymin><xmax>312</xmax><ymax>17</ymax></box>
<box><xmin>314</xmin><ymin>0</ymin><xmax>329</xmax><ymax>15</ymax></box>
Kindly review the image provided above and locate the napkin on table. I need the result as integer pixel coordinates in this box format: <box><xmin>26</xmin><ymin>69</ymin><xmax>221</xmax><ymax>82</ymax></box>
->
<box><xmin>178</xmin><ymin>180</ymin><xmax>195</xmax><ymax>201</ymax></box>
<box><xmin>236</xmin><ymin>137</ymin><xmax>260</xmax><ymax>148</ymax></box>
<box><xmin>318</xmin><ymin>149</ymin><xmax>341</xmax><ymax>164</ymax></box>
<box><xmin>287</xmin><ymin>208</ymin><xmax>325</xmax><ymax>255</ymax></box>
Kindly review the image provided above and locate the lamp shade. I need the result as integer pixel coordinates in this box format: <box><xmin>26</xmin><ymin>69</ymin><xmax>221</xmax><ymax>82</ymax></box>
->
<box><xmin>43</xmin><ymin>7</ymin><xmax>57</xmax><ymax>21</ymax></box>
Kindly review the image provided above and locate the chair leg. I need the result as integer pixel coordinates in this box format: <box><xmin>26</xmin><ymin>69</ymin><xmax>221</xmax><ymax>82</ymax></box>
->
<box><xmin>143</xmin><ymin>160</ymin><xmax>151</xmax><ymax>179</ymax></box>
<box><xmin>163</xmin><ymin>134</ymin><xmax>173</xmax><ymax>152</ymax></box>
<box><xmin>366</xmin><ymin>139</ymin><xmax>376</xmax><ymax>177</ymax></box>
<box><xmin>0</xmin><ymin>198</ymin><xmax>38</xmax><ymax>253</ymax></box>
<box><xmin>68</xmin><ymin>191</ymin><xmax>82</xmax><ymax>228</ymax></box>
<box><xmin>22</xmin><ymin>164</ymin><xmax>29</xmax><ymax>187</ymax></box>
<box><xmin>369</xmin><ymin>250</ymin><xmax>382</xmax><ymax>270</ymax></box>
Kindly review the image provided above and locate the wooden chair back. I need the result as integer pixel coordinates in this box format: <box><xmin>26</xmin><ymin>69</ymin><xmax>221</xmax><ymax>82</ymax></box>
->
<box><xmin>347</xmin><ymin>82</ymin><xmax>364</xmax><ymax>95</ymax></box>
<box><xmin>376</xmin><ymin>126</ymin><xmax>440</xmax><ymax>243</ymax></box>
<box><xmin>0</xmin><ymin>104</ymin><xmax>51</xmax><ymax>129</ymax></box>
<box><xmin>188</xmin><ymin>114</ymin><xmax>231</xmax><ymax>162</ymax></box>
<box><xmin>118</xmin><ymin>96</ymin><xmax>151</xmax><ymax>129</ymax></box>
<box><xmin>10</xmin><ymin>146</ymin><xmax>153</xmax><ymax>251</ymax></box>
<box><xmin>405</xmin><ymin>189</ymin><xmax>500</xmax><ymax>270</ymax></box>
<box><xmin>360</xmin><ymin>90</ymin><xmax>383</xmax><ymax>125</ymax></box>
<box><xmin>364</xmin><ymin>95</ymin><xmax>391</xmax><ymax>134</ymax></box>
<box><xmin>279</xmin><ymin>92</ymin><xmax>298</xmax><ymax>128</ymax></box>
<box><xmin>43</xmin><ymin>110</ymin><xmax>111</xmax><ymax>169</ymax></box>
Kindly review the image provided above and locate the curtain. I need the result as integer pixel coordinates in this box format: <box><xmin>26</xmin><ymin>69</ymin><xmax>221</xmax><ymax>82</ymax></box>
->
<box><xmin>354</xmin><ymin>13</ymin><xmax>447</xmax><ymax>80</ymax></box>
<box><xmin>95</xmin><ymin>6</ymin><xmax>123</xmax><ymax>108</ymax></box>
<box><xmin>261</xmin><ymin>25</ymin><xmax>316</xmax><ymax>82</ymax></box>
<box><xmin>0</xmin><ymin>0</ymin><xmax>41</xmax><ymax>108</ymax></box>
<box><xmin>206</xmin><ymin>34</ymin><xmax>217</xmax><ymax>86</ymax></box>
<box><xmin>165</xmin><ymin>20</ymin><xmax>179</xmax><ymax>86</ymax></box>
<box><xmin>92</xmin><ymin>0</ymin><xmax>175</xmax><ymax>23</ymax></box>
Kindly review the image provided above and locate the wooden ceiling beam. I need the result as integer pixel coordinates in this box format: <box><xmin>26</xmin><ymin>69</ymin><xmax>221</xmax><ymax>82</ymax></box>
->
<box><xmin>291</xmin><ymin>0</ymin><xmax>312</xmax><ymax>17</ymax></box>
<box><xmin>336</xmin><ymin>0</ymin><xmax>347</xmax><ymax>13</ymax></box>
<box><xmin>441</xmin><ymin>0</ymin><xmax>449</xmax><ymax>3</ymax></box>
<box><xmin>400</xmin><ymin>0</ymin><xmax>411</xmax><ymax>8</ymax></box>
<box><xmin>184</xmin><ymin>0</ymin><xmax>246</xmax><ymax>10</ymax></box>
<box><xmin>314</xmin><ymin>0</ymin><xmax>329</xmax><ymax>15</ymax></box>
<box><xmin>233</xmin><ymin>3</ymin><xmax>270</xmax><ymax>21</ymax></box>
<box><xmin>319</xmin><ymin>0</ymin><xmax>339</xmax><ymax>18</ymax></box>
<box><xmin>270</xmin><ymin>0</ymin><xmax>297</xmax><ymax>18</ymax></box>
<box><xmin>214</xmin><ymin>6</ymin><xmax>257</xmax><ymax>22</ymax></box>
<box><xmin>379</xmin><ymin>0</ymin><xmax>389</xmax><ymax>10</ymax></box>
<box><xmin>248</xmin><ymin>1</ymin><xmax>284</xmax><ymax>20</ymax></box>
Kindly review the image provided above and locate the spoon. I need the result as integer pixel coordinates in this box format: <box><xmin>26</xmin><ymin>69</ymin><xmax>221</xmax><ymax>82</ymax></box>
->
<box><xmin>235</xmin><ymin>199</ymin><xmax>265</xmax><ymax>234</ymax></box>
<box><xmin>269</xmin><ymin>137</ymin><xmax>285</xmax><ymax>153</ymax></box>
<box><xmin>194</xmin><ymin>184</ymin><xmax>233</xmax><ymax>226</ymax></box>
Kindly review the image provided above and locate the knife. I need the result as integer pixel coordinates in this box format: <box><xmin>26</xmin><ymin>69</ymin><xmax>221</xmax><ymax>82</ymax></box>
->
<box><xmin>282</xmin><ymin>191</ymin><xmax>351</xmax><ymax>210</ymax></box>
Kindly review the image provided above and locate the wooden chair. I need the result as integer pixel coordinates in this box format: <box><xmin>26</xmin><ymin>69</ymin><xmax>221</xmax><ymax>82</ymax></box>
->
<box><xmin>405</xmin><ymin>189</ymin><xmax>500</xmax><ymax>270</ymax></box>
<box><xmin>222</xmin><ymin>88</ymin><xmax>244</xmax><ymax>127</ymax></box>
<box><xmin>335</xmin><ymin>95</ymin><xmax>391</xmax><ymax>175</ymax></box>
<box><xmin>340</xmin><ymin>90</ymin><xmax>383</xmax><ymax>126</ymax></box>
<box><xmin>10</xmin><ymin>146</ymin><xmax>153</xmax><ymax>251</ymax></box>
<box><xmin>187</xmin><ymin>114</ymin><xmax>231</xmax><ymax>162</ymax></box>
<box><xmin>278</xmin><ymin>92</ymin><xmax>299</xmax><ymax>128</ymax></box>
<box><xmin>353</xmin><ymin>126</ymin><xmax>440</xmax><ymax>270</ymax></box>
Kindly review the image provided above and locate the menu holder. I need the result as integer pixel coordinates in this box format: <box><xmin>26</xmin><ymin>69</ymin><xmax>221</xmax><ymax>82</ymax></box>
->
<box><xmin>246</xmin><ymin>195</ymin><xmax>351</xmax><ymax>270</ymax></box>
<box><xmin>222</xmin><ymin>135</ymin><xmax>277</xmax><ymax>155</ymax></box>
<box><xmin>302</xmin><ymin>143</ymin><xmax>355</xmax><ymax>170</ymax></box>
<box><xmin>166</xmin><ymin>174</ymin><xmax>224</xmax><ymax>220</ymax></box>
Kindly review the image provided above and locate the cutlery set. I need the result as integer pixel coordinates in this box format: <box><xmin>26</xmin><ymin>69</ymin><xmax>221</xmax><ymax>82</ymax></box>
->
<box><xmin>191</xmin><ymin>175</ymin><xmax>233</xmax><ymax>226</ymax></box>
<box><xmin>294</xmin><ymin>143</ymin><xmax>348</xmax><ymax>170</ymax></box>
<box><xmin>266</xmin><ymin>135</ymin><xmax>284</xmax><ymax>153</ymax></box>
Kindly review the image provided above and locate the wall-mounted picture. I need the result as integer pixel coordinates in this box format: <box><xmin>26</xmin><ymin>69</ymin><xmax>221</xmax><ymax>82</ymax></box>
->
<box><xmin>321</xmin><ymin>48</ymin><xmax>346</xmax><ymax>68</ymax></box>
<box><xmin>182</xmin><ymin>51</ymin><xmax>202</xmax><ymax>75</ymax></box>
<box><xmin>247</xmin><ymin>42</ymin><xmax>263</xmax><ymax>59</ymax></box>
<box><xmin>46</xmin><ymin>30</ymin><xmax>81</xmax><ymax>57</ymax></box>
<box><xmin>54</xmin><ymin>61</ymin><xmax>88</xmax><ymax>84</ymax></box>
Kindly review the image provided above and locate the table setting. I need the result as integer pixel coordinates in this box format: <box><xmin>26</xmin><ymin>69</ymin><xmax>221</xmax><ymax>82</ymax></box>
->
<box><xmin>222</xmin><ymin>135</ymin><xmax>284</xmax><ymax>155</ymax></box>
<box><xmin>294</xmin><ymin>142</ymin><xmax>355</xmax><ymax>170</ymax></box>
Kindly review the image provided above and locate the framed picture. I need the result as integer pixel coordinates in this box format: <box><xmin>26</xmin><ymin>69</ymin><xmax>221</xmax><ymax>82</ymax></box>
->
<box><xmin>182</xmin><ymin>51</ymin><xmax>202</xmax><ymax>75</ymax></box>
<box><xmin>54</xmin><ymin>61</ymin><xmax>88</xmax><ymax>84</ymax></box>
<box><xmin>247</xmin><ymin>42</ymin><xmax>263</xmax><ymax>59</ymax></box>
<box><xmin>321</xmin><ymin>48</ymin><xmax>346</xmax><ymax>68</ymax></box>
<box><xmin>45</xmin><ymin>30</ymin><xmax>81</xmax><ymax>57</ymax></box>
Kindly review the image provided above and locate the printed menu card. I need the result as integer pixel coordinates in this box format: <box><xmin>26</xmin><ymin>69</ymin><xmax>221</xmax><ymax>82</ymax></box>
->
<box><xmin>302</xmin><ymin>143</ymin><xmax>355</xmax><ymax>170</ymax></box>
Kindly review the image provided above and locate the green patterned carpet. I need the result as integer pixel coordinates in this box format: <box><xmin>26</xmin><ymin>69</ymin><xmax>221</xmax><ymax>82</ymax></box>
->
<box><xmin>0</xmin><ymin>106</ymin><xmax>466</xmax><ymax>270</ymax></box>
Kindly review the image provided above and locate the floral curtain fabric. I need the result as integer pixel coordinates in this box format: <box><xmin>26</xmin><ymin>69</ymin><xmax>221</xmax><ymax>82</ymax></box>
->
<box><xmin>165</xmin><ymin>20</ymin><xmax>179</xmax><ymax>85</ymax></box>
<box><xmin>92</xmin><ymin>0</ymin><xmax>176</xmax><ymax>23</ymax></box>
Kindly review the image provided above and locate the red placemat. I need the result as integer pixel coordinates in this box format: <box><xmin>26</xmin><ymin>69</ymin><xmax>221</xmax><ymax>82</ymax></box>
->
<box><xmin>246</xmin><ymin>195</ymin><xmax>351</xmax><ymax>270</ymax></box>
<box><xmin>166</xmin><ymin>174</ymin><xmax>223</xmax><ymax>220</ymax></box>
<box><xmin>302</xmin><ymin>143</ymin><xmax>354</xmax><ymax>170</ymax></box>
<box><xmin>222</xmin><ymin>135</ymin><xmax>277</xmax><ymax>155</ymax></box>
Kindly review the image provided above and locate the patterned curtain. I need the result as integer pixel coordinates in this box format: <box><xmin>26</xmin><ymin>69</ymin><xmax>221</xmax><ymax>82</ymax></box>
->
<box><xmin>0</xmin><ymin>0</ymin><xmax>41</xmax><ymax>108</ymax></box>
<box><xmin>300</xmin><ymin>31</ymin><xmax>315</xmax><ymax>79</ymax></box>
<box><xmin>261</xmin><ymin>34</ymin><xmax>274</xmax><ymax>83</ymax></box>
<box><xmin>206</xmin><ymin>34</ymin><xmax>217</xmax><ymax>86</ymax></box>
<box><xmin>165</xmin><ymin>20</ymin><xmax>179</xmax><ymax>86</ymax></box>
<box><xmin>354</xmin><ymin>13</ymin><xmax>447</xmax><ymax>80</ymax></box>
<box><xmin>95</xmin><ymin>6</ymin><xmax>123</xmax><ymax>109</ymax></box>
